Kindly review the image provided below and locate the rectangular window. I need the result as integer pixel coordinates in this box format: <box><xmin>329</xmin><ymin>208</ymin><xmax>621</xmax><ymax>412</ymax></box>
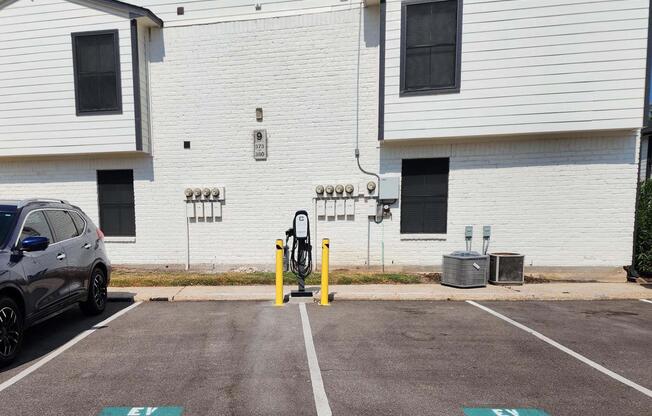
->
<box><xmin>401</xmin><ymin>158</ymin><xmax>449</xmax><ymax>234</ymax></box>
<box><xmin>97</xmin><ymin>170</ymin><xmax>136</xmax><ymax>237</ymax></box>
<box><xmin>71</xmin><ymin>30</ymin><xmax>122</xmax><ymax>115</ymax></box>
<box><xmin>400</xmin><ymin>0</ymin><xmax>462</xmax><ymax>95</ymax></box>
<box><xmin>45</xmin><ymin>210</ymin><xmax>79</xmax><ymax>242</ymax></box>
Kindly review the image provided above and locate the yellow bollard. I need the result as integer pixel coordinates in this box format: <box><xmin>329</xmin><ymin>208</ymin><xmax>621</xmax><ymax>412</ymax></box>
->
<box><xmin>321</xmin><ymin>238</ymin><xmax>330</xmax><ymax>306</ymax></box>
<box><xmin>275</xmin><ymin>239</ymin><xmax>284</xmax><ymax>306</ymax></box>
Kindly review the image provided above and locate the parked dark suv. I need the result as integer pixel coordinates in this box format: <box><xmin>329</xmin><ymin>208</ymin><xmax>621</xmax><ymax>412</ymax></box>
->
<box><xmin>0</xmin><ymin>199</ymin><xmax>110</xmax><ymax>365</ymax></box>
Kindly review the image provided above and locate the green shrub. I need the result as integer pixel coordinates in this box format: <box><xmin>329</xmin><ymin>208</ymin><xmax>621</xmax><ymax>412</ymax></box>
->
<box><xmin>635</xmin><ymin>180</ymin><xmax>652</xmax><ymax>275</ymax></box>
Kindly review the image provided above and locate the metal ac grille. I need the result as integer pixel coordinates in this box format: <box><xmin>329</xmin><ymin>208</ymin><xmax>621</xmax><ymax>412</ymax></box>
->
<box><xmin>442</xmin><ymin>255</ymin><xmax>488</xmax><ymax>288</ymax></box>
<box><xmin>490</xmin><ymin>254</ymin><xmax>525</xmax><ymax>284</ymax></box>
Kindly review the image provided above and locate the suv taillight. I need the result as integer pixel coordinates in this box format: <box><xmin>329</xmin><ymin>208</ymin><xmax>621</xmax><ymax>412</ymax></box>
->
<box><xmin>97</xmin><ymin>228</ymin><xmax>105</xmax><ymax>241</ymax></box>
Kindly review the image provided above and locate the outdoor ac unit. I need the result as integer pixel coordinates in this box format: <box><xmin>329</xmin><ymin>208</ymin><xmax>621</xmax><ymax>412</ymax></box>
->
<box><xmin>489</xmin><ymin>253</ymin><xmax>525</xmax><ymax>285</ymax></box>
<box><xmin>442</xmin><ymin>251</ymin><xmax>488</xmax><ymax>288</ymax></box>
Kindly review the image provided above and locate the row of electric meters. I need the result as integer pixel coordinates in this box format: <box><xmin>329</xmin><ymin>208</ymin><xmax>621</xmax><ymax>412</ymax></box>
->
<box><xmin>185</xmin><ymin>187</ymin><xmax>225</xmax><ymax>219</ymax></box>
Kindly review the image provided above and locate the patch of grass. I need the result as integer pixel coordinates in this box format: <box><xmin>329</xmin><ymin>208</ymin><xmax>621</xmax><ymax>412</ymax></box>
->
<box><xmin>109</xmin><ymin>268</ymin><xmax>441</xmax><ymax>287</ymax></box>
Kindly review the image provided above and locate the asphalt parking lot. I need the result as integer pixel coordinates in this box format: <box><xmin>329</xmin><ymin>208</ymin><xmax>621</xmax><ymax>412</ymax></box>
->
<box><xmin>0</xmin><ymin>299</ymin><xmax>650</xmax><ymax>416</ymax></box>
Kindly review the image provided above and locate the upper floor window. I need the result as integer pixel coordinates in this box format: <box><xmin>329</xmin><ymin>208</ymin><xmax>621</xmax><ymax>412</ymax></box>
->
<box><xmin>400</xmin><ymin>0</ymin><xmax>462</xmax><ymax>96</ymax></box>
<box><xmin>71</xmin><ymin>30</ymin><xmax>122</xmax><ymax>115</ymax></box>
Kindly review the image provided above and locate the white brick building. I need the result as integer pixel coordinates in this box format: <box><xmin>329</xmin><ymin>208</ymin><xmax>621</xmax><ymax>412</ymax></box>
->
<box><xmin>0</xmin><ymin>0</ymin><xmax>649</xmax><ymax>278</ymax></box>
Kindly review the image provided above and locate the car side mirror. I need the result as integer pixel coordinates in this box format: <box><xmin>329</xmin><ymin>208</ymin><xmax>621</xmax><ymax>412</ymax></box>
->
<box><xmin>21</xmin><ymin>236</ymin><xmax>50</xmax><ymax>252</ymax></box>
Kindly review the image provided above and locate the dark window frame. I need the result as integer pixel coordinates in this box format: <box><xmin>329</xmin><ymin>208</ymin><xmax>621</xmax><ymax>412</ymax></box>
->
<box><xmin>400</xmin><ymin>157</ymin><xmax>450</xmax><ymax>234</ymax></box>
<box><xmin>71</xmin><ymin>29</ymin><xmax>123</xmax><ymax>116</ymax></box>
<box><xmin>97</xmin><ymin>170</ymin><xmax>136</xmax><ymax>237</ymax></box>
<box><xmin>399</xmin><ymin>0</ymin><xmax>463</xmax><ymax>97</ymax></box>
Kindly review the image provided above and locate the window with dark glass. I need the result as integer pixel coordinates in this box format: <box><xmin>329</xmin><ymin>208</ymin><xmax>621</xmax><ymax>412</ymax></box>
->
<box><xmin>401</xmin><ymin>0</ymin><xmax>462</xmax><ymax>95</ymax></box>
<box><xmin>45</xmin><ymin>210</ymin><xmax>79</xmax><ymax>242</ymax></box>
<box><xmin>70</xmin><ymin>211</ymin><xmax>87</xmax><ymax>235</ymax></box>
<box><xmin>400</xmin><ymin>158</ymin><xmax>449</xmax><ymax>234</ymax></box>
<box><xmin>71</xmin><ymin>30</ymin><xmax>122</xmax><ymax>115</ymax></box>
<box><xmin>0</xmin><ymin>212</ymin><xmax>16</xmax><ymax>247</ymax></box>
<box><xmin>97</xmin><ymin>170</ymin><xmax>136</xmax><ymax>237</ymax></box>
<box><xmin>20</xmin><ymin>211</ymin><xmax>54</xmax><ymax>244</ymax></box>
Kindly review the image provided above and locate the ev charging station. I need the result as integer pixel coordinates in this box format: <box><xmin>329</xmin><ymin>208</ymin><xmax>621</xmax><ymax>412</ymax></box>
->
<box><xmin>285</xmin><ymin>210</ymin><xmax>313</xmax><ymax>297</ymax></box>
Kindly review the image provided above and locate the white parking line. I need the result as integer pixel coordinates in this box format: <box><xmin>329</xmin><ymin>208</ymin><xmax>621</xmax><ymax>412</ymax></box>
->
<box><xmin>640</xmin><ymin>299</ymin><xmax>652</xmax><ymax>305</ymax></box>
<box><xmin>299</xmin><ymin>303</ymin><xmax>332</xmax><ymax>416</ymax></box>
<box><xmin>466</xmin><ymin>300</ymin><xmax>652</xmax><ymax>399</ymax></box>
<box><xmin>0</xmin><ymin>301</ymin><xmax>142</xmax><ymax>394</ymax></box>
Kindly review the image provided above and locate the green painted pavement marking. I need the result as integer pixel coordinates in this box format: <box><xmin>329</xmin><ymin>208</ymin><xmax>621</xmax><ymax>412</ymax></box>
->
<box><xmin>98</xmin><ymin>407</ymin><xmax>183</xmax><ymax>416</ymax></box>
<box><xmin>463</xmin><ymin>409</ymin><xmax>550</xmax><ymax>416</ymax></box>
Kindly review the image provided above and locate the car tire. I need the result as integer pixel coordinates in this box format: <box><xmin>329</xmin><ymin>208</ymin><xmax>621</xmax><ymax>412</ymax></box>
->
<box><xmin>0</xmin><ymin>297</ymin><xmax>24</xmax><ymax>367</ymax></box>
<box><xmin>80</xmin><ymin>267</ymin><xmax>107</xmax><ymax>316</ymax></box>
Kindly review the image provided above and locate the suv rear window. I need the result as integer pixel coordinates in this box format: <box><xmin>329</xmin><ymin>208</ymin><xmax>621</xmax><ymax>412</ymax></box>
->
<box><xmin>69</xmin><ymin>211</ymin><xmax>87</xmax><ymax>235</ymax></box>
<box><xmin>0</xmin><ymin>212</ymin><xmax>16</xmax><ymax>247</ymax></box>
<box><xmin>45</xmin><ymin>210</ymin><xmax>79</xmax><ymax>242</ymax></box>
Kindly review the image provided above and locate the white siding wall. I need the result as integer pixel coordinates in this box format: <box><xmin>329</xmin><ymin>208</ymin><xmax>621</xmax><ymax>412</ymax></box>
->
<box><xmin>0</xmin><ymin>0</ymin><xmax>137</xmax><ymax>156</ymax></box>
<box><xmin>383</xmin><ymin>0</ymin><xmax>649</xmax><ymax>140</ymax></box>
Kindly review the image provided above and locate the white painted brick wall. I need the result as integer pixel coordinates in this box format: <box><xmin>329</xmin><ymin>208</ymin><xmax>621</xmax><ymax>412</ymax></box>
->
<box><xmin>0</xmin><ymin>8</ymin><xmax>640</xmax><ymax>270</ymax></box>
<box><xmin>380</xmin><ymin>130</ymin><xmax>640</xmax><ymax>267</ymax></box>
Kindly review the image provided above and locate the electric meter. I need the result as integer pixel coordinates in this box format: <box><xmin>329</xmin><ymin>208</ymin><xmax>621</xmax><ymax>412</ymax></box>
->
<box><xmin>193</xmin><ymin>188</ymin><xmax>202</xmax><ymax>198</ymax></box>
<box><xmin>367</xmin><ymin>181</ymin><xmax>376</xmax><ymax>193</ymax></box>
<box><xmin>202</xmin><ymin>187</ymin><xmax>211</xmax><ymax>198</ymax></box>
<box><xmin>315</xmin><ymin>185</ymin><xmax>324</xmax><ymax>195</ymax></box>
<box><xmin>211</xmin><ymin>187</ymin><xmax>220</xmax><ymax>198</ymax></box>
<box><xmin>345</xmin><ymin>184</ymin><xmax>354</xmax><ymax>194</ymax></box>
<box><xmin>325</xmin><ymin>185</ymin><xmax>334</xmax><ymax>195</ymax></box>
<box><xmin>184</xmin><ymin>188</ymin><xmax>193</xmax><ymax>198</ymax></box>
<box><xmin>335</xmin><ymin>184</ymin><xmax>344</xmax><ymax>194</ymax></box>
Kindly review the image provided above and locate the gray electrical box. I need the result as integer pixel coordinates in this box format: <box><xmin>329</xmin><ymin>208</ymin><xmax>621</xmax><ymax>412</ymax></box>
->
<box><xmin>379</xmin><ymin>176</ymin><xmax>400</xmax><ymax>201</ymax></box>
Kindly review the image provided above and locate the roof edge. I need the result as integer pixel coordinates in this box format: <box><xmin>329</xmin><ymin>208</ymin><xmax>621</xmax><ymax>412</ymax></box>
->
<box><xmin>0</xmin><ymin>0</ymin><xmax>164</xmax><ymax>27</ymax></box>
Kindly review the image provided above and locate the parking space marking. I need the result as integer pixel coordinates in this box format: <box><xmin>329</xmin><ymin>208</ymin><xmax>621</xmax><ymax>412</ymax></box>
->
<box><xmin>466</xmin><ymin>300</ymin><xmax>652</xmax><ymax>399</ymax></box>
<box><xmin>640</xmin><ymin>299</ymin><xmax>652</xmax><ymax>305</ymax></box>
<box><xmin>299</xmin><ymin>303</ymin><xmax>332</xmax><ymax>416</ymax></box>
<box><xmin>0</xmin><ymin>301</ymin><xmax>142</xmax><ymax>394</ymax></box>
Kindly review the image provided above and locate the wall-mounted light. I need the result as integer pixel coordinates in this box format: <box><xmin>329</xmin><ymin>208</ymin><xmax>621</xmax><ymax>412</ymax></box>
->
<box><xmin>256</xmin><ymin>107</ymin><xmax>263</xmax><ymax>122</ymax></box>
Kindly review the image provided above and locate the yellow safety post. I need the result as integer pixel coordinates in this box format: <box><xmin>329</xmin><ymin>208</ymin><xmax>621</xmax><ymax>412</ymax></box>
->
<box><xmin>275</xmin><ymin>239</ymin><xmax>284</xmax><ymax>306</ymax></box>
<box><xmin>321</xmin><ymin>238</ymin><xmax>330</xmax><ymax>306</ymax></box>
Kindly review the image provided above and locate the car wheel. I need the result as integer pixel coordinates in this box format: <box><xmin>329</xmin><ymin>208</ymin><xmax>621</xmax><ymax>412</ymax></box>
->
<box><xmin>0</xmin><ymin>297</ymin><xmax>24</xmax><ymax>367</ymax></box>
<box><xmin>80</xmin><ymin>267</ymin><xmax>107</xmax><ymax>316</ymax></box>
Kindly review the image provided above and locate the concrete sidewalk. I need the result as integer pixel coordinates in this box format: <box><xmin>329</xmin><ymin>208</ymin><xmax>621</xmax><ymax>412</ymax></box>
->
<box><xmin>108</xmin><ymin>282</ymin><xmax>652</xmax><ymax>302</ymax></box>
